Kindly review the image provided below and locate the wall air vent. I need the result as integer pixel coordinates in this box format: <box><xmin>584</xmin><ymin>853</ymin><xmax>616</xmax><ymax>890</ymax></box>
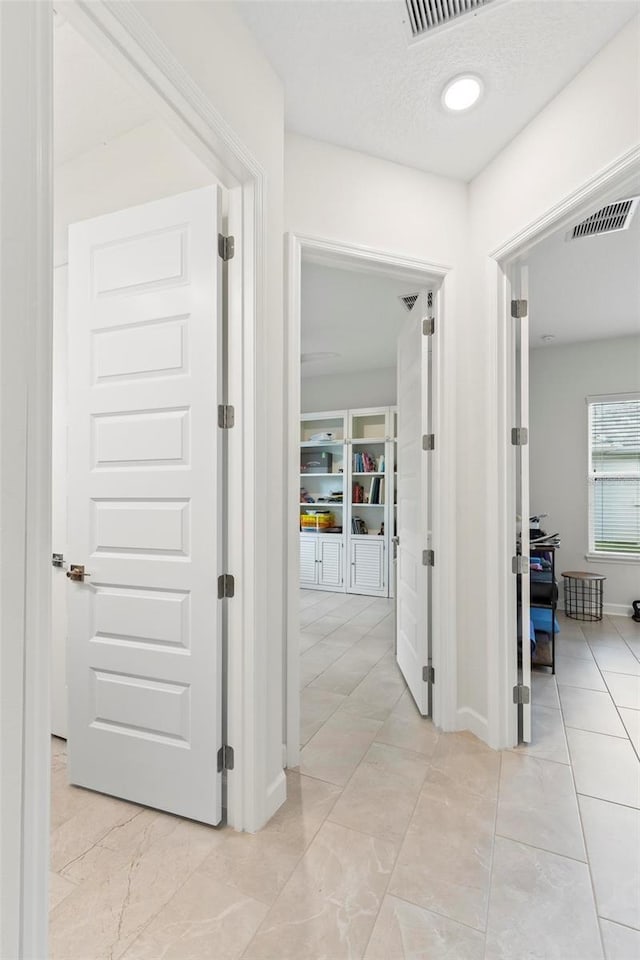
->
<box><xmin>569</xmin><ymin>197</ymin><xmax>639</xmax><ymax>240</ymax></box>
<box><xmin>404</xmin><ymin>0</ymin><xmax>501</xmax><ymax>41</ymax></box>
<box><xmin>400</xmin><ymin>294</ymin><xmax>419</xmax><ymax>312</ymax></box>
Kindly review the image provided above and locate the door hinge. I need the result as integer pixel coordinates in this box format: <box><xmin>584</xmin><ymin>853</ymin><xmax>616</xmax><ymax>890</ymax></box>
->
<box><xmin>217</xmin><ymin>574</ymin><xmax>235</xmax><ymax>599</ymax></box>
<box><xmin>511</xmin><ymin>298</ymin><xmax>528</xmax><ymax>319</ymax></box>
<box><xmin>513</xmin><ymin>684</ymin><xmax>530</xmax><ymax>705</ymax></box>
<box><xmin>512</xmin><ymin>555</ymin><xmax>529</xmax><ymax>575</ymax></box>
<box><xmin>217</xmin><ymin>744</ymin><xmax>235</xmax><ymax>772</ymax></box>
<box><xmin>218</xmin><ymin>233</ymin><xmax>235</xmax><ymax>262</ymax></box>
<box><xmin>423</xmin><ymin>665</ymin><xmax>435</xmax><ymax>684</ymax></box>
<box><xmin>422</xmin><ymin>549</ymin><xmax>434</xmax><ymax>567</ymax></box>
<box><xmin>511</xmin><ymin>427</ymin><xmax>528</xmax><ymax>446</ymax></box>
<box><xmin>423</xmin><ymin>316</ymin><xmax>435</xmax><ymax>336</ymax></box>
<box><xmin>422</xmin><ymin>434</ymin><xmax>435</xmax><ymax>451</ymax></box>
<box><xmin>218</xmin><ymin>404</ymin><xmax>235</xmax><ymax>429</ymax></box>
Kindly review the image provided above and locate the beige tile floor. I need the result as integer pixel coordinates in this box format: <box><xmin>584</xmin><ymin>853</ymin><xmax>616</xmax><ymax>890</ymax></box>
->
<box><xmin>49</xmin><ymin>595</ymin><xmax>640</xmax><ymax>960</ymax></box>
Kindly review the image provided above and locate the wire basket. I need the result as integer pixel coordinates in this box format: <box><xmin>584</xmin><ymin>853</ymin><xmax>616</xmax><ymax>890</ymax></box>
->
<box><xmin>562</xmin><ymin>573</ymin><xmax>605</xmax><ymax>622</ymax></box>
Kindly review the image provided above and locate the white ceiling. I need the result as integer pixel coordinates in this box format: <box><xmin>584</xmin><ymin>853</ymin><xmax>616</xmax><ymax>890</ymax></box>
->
<box><xmin>54</xmin><ymin>17</ymin><xmax>152</xmax><ymax>166</ymax></box>
<box><xmin>303</xmin><ymin>193</ymin><xmax>640</xmax><ymax>380</ymax></box>
<box><xmin>236</xmin><ymin>0</ymin><xmax>638</xmax><ymax>181</ymax></box>
<box><xmin>301</xmin><ymin>260</ymin><xmax>420</xmax><ymax>377</ymax></box>
<box><xmin>528</xmin><ymin>188</ymin><xmax>640</xmax><ymax>347</ymax></box>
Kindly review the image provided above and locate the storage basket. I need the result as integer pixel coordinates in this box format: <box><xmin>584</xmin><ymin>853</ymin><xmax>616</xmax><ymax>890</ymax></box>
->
<box><xmin>300</xmin><ymin>511</ymin><xmax>335</xmax><ymax>531</ymax></box>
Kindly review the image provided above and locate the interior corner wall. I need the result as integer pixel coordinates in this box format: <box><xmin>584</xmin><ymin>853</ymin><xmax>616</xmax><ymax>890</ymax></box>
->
<box><xmin>467</xmin><ymin>15</ymin><xmax>640</xmax><ymax>747</ymax></box>
<box><xmin>301</xmin><ymin>368</ymin><xmax>397</xmax><ymax>413</ymax></box>
<box><xmin>133</xmin><ymin>0</ymin><xmax>285</xmax><ymax>829</ymax></box>
<box><xmin>530</xmin><ymin>336</ymin><xmax>640</xmax><ymax>613</ymax></box>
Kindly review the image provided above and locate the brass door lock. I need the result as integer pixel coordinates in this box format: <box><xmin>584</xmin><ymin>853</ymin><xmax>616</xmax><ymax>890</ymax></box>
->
<box><xmin>66</xmin><ymin>564</ymin><xmax>90</xmax><ymax>582</ymax></box>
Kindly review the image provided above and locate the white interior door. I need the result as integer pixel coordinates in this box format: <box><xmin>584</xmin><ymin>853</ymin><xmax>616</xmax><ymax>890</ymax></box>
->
<box><xmin>67</xmin><ymin>186</ymin><xmax>224</xmax><ymax>824</ymax></box>
<box><xmin>512</xmin><ymin>265</ymin><xmax>532</xmax><ymax>742</ymax></box>
<box><xmin>396</xmin><ymin>292</ymin><xmax>431</xmax><ymax>715</ymax></box>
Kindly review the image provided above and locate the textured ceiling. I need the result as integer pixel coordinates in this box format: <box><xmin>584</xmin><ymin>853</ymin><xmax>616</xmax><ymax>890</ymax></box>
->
<box><xmin>54</xmin><ymin>18</ymin><xmax>152</xmax><ymax>166</ymax></box>
<box><xmin>303</xmin><ymin>191</ymin><xmax>640</xmax><ymax>382</ymax></box>
<box><xmin>528</xmin><ymin>185</ymin><xmax>640</xmax><ymax>347</ymax></box>
<box><xmin>301</xmin><ymin>261</ymin><xmax>423</xmax><ymax>377</ymax></box>
<box><xmin>236</xmin><ymin>0</ymin><xmax>638</xmax><ymax>181</ymax></box>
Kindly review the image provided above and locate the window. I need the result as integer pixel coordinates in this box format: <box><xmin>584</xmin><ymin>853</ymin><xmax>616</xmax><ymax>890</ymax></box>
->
<box><xmin>588</xmin><ymin>394</ymin><xmax>640</xmax><ymax>557</ymax></box>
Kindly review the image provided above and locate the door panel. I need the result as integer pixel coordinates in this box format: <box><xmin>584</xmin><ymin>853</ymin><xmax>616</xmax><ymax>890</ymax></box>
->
<box><xmin>300</xmin><ymin>536</ymin><xmax>318</xmax><ymax>585</ymax></box>
<box><xmin>318</xmin><ymin>537</ymin><xmax>343</xmax><ymax>587</ymax></box>
<box><xmin>396</xmin><ymin>293</ymin><xmax>430</xmax><ymax>715</ymax></box>
<box><xmin>67</xmin><ymin>186</ymin><xmax>223</xmax><ymax>824</ymax></box>
<box><xmin>350</xmin><ymin>538</ymin><xmax>385</xmax><ymax>594</ymax></box>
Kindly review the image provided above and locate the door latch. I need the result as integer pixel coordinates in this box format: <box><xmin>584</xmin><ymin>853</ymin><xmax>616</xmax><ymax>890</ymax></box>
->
<box><xmin>66</xmin><ymin>564</ymin><xmax>90</xmax><ymax>582</ymax></box>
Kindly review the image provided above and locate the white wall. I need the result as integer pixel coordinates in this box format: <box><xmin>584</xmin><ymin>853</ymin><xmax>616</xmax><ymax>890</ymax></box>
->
<box><xmin>286</xmin><ymin>133</ymin><xmax>467</xmax><ymax>263</ymax></box>
<box><xmin>302</xmin><ymin>368</ymin><xmax>397</xmax><ymax>413</ymax></box>
<box><xmin>55</xmin><ymin>121</ymin><xmax>213</xmax><ymax>264</ymax></box>
<box><xmin>134</xmin><ymin>0</ymin><xmax>285</xmax><ymax>830</ymax></box>
<box><xmin>530</xmin><ymin>336</ymin><xmax>640</xmax><ymax>613</ymax></box>
<box><xmin>466</xmin><ymin>15</ymin><xmax>640</xmax><ymax>746</ymax></box>
<box><xmin>286</xmin><ymin>133</ymin><xmax>467</xmax><ymax>733</ymax></box>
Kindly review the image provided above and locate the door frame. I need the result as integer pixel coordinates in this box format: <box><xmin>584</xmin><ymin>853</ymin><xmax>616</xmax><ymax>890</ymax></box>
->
<box><xmin>5</xmin><ymin>1</ymin><xmax>273</xmax><ymax>953</ymax></box>
<box><xmin>284</xmin><ymin>233</ymin><xmax>458</xmax><ymax>766</ymax></box>
<box><xmin>490</xmin><ymin>146</ymin><xmax>640</xmax><ymax>749</ymax></box>
<box><xmin>56</xmin><ymin>0</ymin><xmax>278</xmax><ymax>833</ymax></box>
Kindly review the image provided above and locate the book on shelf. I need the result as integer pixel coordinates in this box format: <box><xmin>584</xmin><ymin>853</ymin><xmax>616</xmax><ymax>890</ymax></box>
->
<box><xmin>365</xmin><ymin>476</ymin><xmax>385</xmax><ymax>505</ymax></box>
<box><xmin>351</xmin><ymin>516</ymin><xmax>367</xmax><ymax>535</ymax></box>
<box><xmin>353</xmin><ymin>451</ymin><xmax>385</xmax><ymax>473</ymax></box>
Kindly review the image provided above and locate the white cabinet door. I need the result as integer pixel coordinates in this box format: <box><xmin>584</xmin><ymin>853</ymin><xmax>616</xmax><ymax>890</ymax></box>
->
<box><xmin>396</xmin><ymin>296</ymin><xmax>430</xmax><ymax>715</ymax></box>
<box><xmin>350</xmin><ymin>538</ymin><xmax>385</xmax><ymax>594</ymax></box>
<box><xmin>67</xmin><ymin>187</ymin><xmax>223</xmax><ymax>825</ymax></box>
<box><xmin>318</xmin><ymin>537</ymin><xmax>343</xmax><ymax>588</ymax></box>
<box><xmin>300</xmin><ymin>536</ymin><xmax>319</xmax><ymax>585</ymax></box>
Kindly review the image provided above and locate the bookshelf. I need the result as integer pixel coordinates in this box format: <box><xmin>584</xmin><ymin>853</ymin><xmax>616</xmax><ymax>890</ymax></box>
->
<box><xmin>300</xmin><ymin>406</ymin><xmax>396</xmax><ymax>597</ymax></box>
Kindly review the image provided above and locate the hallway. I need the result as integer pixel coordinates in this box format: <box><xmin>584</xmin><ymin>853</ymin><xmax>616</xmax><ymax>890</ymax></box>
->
<box><xmin>49</xmin><ymin>591</ymin><xmax>640</xmax><ymax>959</ymax></box>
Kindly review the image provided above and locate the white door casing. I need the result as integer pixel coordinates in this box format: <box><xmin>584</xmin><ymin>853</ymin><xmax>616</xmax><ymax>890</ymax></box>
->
<box><xmin>396</xmin><ymin>293</ymin><xmax>431</xmax><ymax>715</ymax></box>
<box><xmin>67</xmin><ymin>186</ymin><xmax>224</xmax><ymax>824</ymax></box>
<box><xmin>52</xmin><ymin>266</ymin><xmax>69</xmax><ymax>739</ymax></box>
<box><xmin>513</xmin><ymin>265</ymin><xmax>532</xmax><ymax>742</ymax></box>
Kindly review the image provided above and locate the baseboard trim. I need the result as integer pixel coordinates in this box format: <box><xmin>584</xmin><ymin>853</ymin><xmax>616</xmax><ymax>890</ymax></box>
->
<box><xmin>264</xmin><ymin>768</ymin><xmax>287</xmax><ymax>825</ymax></box>
<box><xmin>455</xmin><ymin>707</ymin><xmax>489</xmax><ymax>744</ymax></box>
<box><xmin>604</xmin><ymin>602</ymin><xmax>634</xmax><ymax>618</ymax></box>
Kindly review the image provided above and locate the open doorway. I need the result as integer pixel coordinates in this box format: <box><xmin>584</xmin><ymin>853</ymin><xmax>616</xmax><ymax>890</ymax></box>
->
<box><xmin>507</xmin><ymin>179</ymin><xmax>640</xmax><ymax>759</ymax></box>
<box><xmin>49</xmin><ymin>11</ymin><xmax>242</xmax><ymax>952</ymax></box>
<box><xmin>285</xmin><ymin>239</ymin><xmax>449</xmax><ymax>772</ymax></box>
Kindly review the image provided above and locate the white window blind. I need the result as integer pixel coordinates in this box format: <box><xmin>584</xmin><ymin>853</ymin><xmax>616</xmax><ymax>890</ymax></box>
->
<box><xmin>588</xmin><ymin>395</ymin><xmax>640</xmax><ymax>556</ymax></box>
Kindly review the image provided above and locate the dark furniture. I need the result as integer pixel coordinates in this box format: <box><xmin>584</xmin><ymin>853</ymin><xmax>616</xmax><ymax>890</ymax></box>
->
<box><xmin>530</xmin><ymin>544</ymin><xmax>559</xmax><ymax>674</ymax></box>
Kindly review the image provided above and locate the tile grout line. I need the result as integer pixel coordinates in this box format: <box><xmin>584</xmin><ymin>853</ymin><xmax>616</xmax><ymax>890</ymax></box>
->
<box><xmin>556</xmin><ymin>627</ymin><xmax>609</xmax><ymax>960</ymax></box>
<box><xmin>482</xmin><ymin>750</ymin><xmax>503</xmax><ymax>957</ymax></box>
<box><xmin>244</xmin><ymin>613</ymin><xmax>400</xmax><ymax>958</ymax></box>
<box><xmin>359</xmin><ymin>751</ymin><xmax>434</xmax><ymax>958</ymax></box>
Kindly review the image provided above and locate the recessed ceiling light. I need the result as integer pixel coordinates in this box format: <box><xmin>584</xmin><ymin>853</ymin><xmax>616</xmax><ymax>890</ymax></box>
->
<box><xmin>301</xmin><ymin>351</ymin><xmax>340</xmax><ymax>364</ymax></box>
<box><xmin>442</xmin><ymin>74</ymin><xmax>483</xmax><ymax>112</ymax></box>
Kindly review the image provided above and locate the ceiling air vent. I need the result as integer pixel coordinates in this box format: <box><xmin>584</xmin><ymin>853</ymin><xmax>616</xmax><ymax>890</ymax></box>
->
<box><xmin>569</xmin><ymin>198</ymin><xmax>639</xmax><ymax>240</ymax></box>
<box><xmin>404</xmin><ymin>0</ymin><xmax>501</xmax><ymax>41</ymax></box>
<box><xmin>400</xmin><ymin>294</ymin><xmax>419</xmax><ymax>312</ymax></box>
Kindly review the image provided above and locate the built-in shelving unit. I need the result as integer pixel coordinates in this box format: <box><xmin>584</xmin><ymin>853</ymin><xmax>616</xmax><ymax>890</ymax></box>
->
<box><xmin>299</xmin><ymin>406</ymin><xmax>396</xmax><ymax>597</ymax></box>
